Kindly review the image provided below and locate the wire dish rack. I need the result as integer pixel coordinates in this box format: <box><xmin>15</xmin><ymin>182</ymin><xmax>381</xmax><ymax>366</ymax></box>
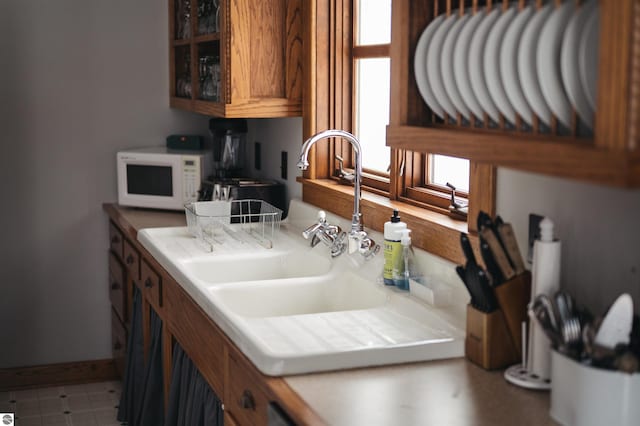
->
<box><xmin>185</xmin><ymin>200</ymin><xmax>283</xmax><ymax>252</ymax></box>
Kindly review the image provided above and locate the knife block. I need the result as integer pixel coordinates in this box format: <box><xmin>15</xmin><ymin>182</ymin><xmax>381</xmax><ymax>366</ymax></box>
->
<box><xmin>465</xmin><ymin>272</ymin><xmax>532</xmax><ymax>370</ymax></box>
<box><xmin>465</xmin><ymin>304</ymin><xmax>519</xmax><ymax>370</ymax></box>
<box><xmin>493</xmin><ymin>271</ymin><xmax>531</xmax><ymax>359</ymax></box>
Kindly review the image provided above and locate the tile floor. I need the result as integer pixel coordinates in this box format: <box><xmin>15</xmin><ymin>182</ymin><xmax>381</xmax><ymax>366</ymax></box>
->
<box><xmin>0</xmin><ymin>381</ymin><xmax>123</xmax><ymax>426</ymax></box>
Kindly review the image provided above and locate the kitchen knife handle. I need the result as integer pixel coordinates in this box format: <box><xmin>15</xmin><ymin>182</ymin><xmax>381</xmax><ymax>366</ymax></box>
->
<box><xmin>460</xmin><ymin>233</ymin><xmax>477</xmax><ymax>265</ymax></box>
<box><xmin>480</xmin><ymin>228</ymin><xmax>515</xmax><ymax>281</ymax></box>
<box><xmin>497</xmin><ymin>223</ymin><xmax>526</xmax><ymax>275</ymax></box>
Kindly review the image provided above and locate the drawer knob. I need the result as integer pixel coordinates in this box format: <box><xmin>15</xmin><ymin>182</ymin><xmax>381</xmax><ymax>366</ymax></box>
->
<box><xmin>111</xmin><ymin>282</ymin><xmax>120</xmax><ymax>290</ymax></box>
<box><xmin>126</xmin><ymin>254</ymin><xmax>134</xmax><ymax>265</ymax></box>
<box><xmin>239</xmin><ymin>390</ymin><xmax>255</xmax><ymax>410</ymax></box>
<box><xmin>145</xmin><ymin>278</ymin><xmax>153</xmax><ymax>288</ymax></box>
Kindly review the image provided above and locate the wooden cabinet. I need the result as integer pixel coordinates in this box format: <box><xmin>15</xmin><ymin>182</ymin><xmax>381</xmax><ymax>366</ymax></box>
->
<box><xmin>169</xmin><ymin>0</ymin><xmax>303</xmax><ymax>118</ymax></box>
<box><xmin>103</xmin><ymin>206</ymin><xmax>321</xmax><ymax>425</ymax></box>
<box><xmin>107</xmin><ymin>221</ymin><xmax>132</xmax><ymax>379</ymax></box>
<box><xmin>387</xmin><ymin>0</ymin><xmax>640</xmax><ymax>187</ymax></box>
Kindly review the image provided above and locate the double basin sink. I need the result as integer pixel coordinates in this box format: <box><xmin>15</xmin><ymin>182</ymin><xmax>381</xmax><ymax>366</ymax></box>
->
<box><xmin>138</xmin><ymin>206</ymin><xmax>464</xmax><ymax>376</ymax></box>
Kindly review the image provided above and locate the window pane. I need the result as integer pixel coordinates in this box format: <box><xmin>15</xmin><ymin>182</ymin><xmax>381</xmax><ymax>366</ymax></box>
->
<box><xmin>356</xmin><ymin>0</ymin><xmax>392</xmax><ymax>46</ymax></box>
<box><xmin>430</xmin><ymin>155</ymin><xmax>470</xmax><ymax>192</ymax></box>
<box><xmin>355</xmin><ymin>57</ymin><xmax>390</xmax><ymax>173</ymax></box>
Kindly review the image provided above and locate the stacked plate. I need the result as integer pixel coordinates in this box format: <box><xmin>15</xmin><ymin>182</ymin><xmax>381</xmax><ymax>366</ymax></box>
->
<box><xmin>414</xmin><ymin>1</ymin><xmax>599</xmax><ymax>130</ymax></box>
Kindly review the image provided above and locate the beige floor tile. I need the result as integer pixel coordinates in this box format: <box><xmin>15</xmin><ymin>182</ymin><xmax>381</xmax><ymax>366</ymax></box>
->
<box><xmin>87</xmin><ymin>393</ymin><xmax>115</xmax><ymax>410</ymax></box>
<box><xmin>40</xmin><ymin>413</ymin><xmax>67</xmax><ymax>425</ymax></box>
<box><xmin>15</xmin><ymin>415</ymin><xmax>42</xmax><ymax>426</ymax></box>
<box><xmin>61</xmin><ymin>384</ymin><xmax>86</xmax><ymax>396</ymax></box>
<box><xmin>38</xmin><ymin>398</ymin><xmax>64</xmax><ymax>416</ymax></box>
<box><xmin>93</xmin><ymin>408</ymin><xmax>119</xmax><ymax>426</ymax></box>
<box><xmin>69</xmin><ymin>410</ymin><xmax>98</xmax><ymax>426</ymax></box>
<box><xmin>66</xmin><ymin>394</ymin><xmax>91</xmax><ymax>412</ymax></box>
<box><xmin>36</xmin><ymin>387</ymin><xmax>62</xmax><ymax>399</ymax></box>
<box><xmin>13</xmin><ymin>389</ymin><xmax>39</xmax><ymax>401</ymax></box>
<box><xmin>16</xmin><ymin>399</ymin><xmax>40</xmax><ymax>417</ymax></box>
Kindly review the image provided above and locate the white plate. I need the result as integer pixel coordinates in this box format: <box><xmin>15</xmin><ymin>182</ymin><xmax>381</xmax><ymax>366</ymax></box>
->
<box><xmin>580</xmin><ymin>6</ymin><xmax>599</xmax><ymax>111</ymax></box>
<box><xmin>518</xmin><ymin>4</ymin><xmax>553</xmax><ymax>126</ymax></box>
<box><xmin>441</xmin><ymin>13</ymin><xmax>471</xmax><ymax>121</ymax></box>
<box><xmin>484</xmin><ymin>5</ymin><xmax>518</xmax><ymax>124</ymax></box>
<box><xmin>469</xmin><ymin>9</ymin><xmax>501</xmax><ymax>123</ymax></box>
<box><xmin>537</xmin><ymin>2</ymin><xmax>575</xmax><ymax>129</ymax></box>
<box><xmin>562</xmin><ymin>0</ymin><xmax>597</xmax><ymax>129</ymax></box>
<box><xmin>414</xmin><ymin>15</ymin><xmax>446</xmax><ymax>119</ymax></box>
<box><xmin>453</xmin><ymin>10</ymin><xmax>486</xmax><ymax>121</ymax></box>
<box><xmin>427</xmin><ymin>14</ymin><xmax>458</xmax><ymax>119</ymax></box>
<box><xmin>500</xmin><ymin>5</ymin><xmax>535</xmax><ymax>125</ymax></box>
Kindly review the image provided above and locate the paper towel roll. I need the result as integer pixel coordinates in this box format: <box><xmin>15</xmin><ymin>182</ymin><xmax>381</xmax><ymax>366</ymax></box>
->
<box><xmin>527</xmin><ymin>218</ymin><xmax>561</xmax><ymax>379</ymax></box>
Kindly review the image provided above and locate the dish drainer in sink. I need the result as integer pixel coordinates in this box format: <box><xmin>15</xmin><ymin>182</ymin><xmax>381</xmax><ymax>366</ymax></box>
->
<box><xmin>185</xmin><ymin>200</ymin><xmax>282</xmax><ymax>251</ymax></box>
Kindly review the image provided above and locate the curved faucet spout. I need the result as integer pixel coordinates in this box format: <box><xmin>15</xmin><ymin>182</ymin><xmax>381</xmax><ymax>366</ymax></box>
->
<box><xmin>298</xmin><ymin>130</ymin><xmax>378</xmax><ymax>259</ymax></box>
<box><xmin>297</xmin><ymin>130</ymin><xmax>363</xmax><ymax>234</ymax></box>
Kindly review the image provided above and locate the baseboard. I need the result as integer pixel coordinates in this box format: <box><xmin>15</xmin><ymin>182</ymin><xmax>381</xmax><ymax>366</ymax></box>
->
<box><xmin>0</xmin><ymin>359</ymin><xmax>119</xmax><ymax>391</ymax></box>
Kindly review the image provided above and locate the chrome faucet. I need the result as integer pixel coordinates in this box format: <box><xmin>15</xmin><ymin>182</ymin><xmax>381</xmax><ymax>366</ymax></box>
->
<box><xmin>302</xmin><ymin>210</ymin><xmax>347</xmax><ymax>257</ymax></box>
<box><xmin>297</xmin><ymin>129</ymin><xmax>380</xmax><ymax>259</ymax></box>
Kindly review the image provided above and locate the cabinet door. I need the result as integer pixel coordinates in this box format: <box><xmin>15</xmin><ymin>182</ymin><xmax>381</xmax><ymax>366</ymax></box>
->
<box><xmin>108</xmin><ymin>252</ymin><xmax>127</xmax><ymax>323</ymax></box>
<box><xmin>226</xmin><ymin>351</ymin><xmax>270</xmax><ymax>426</ymax></box>
<box><xmin>109</xmin><ymin>222</ymin><xmax>124</xmax><ymax>259</ymax></box>
<box><xmin>141</xmin><ymin>258</ymin><xmax>162</xmax><ymax>310</ymax></box>
<box><xmin>111</xmin><ymin>308</ymin><xmax>127</xmax><ymax>378</ymax></box>
<box><xmin>123</xmin><ymin>239</ymin><xmax>141</xmax><ymax>282</ymax></box>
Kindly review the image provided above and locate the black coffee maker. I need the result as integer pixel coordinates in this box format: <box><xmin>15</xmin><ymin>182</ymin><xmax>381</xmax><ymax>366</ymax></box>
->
<box><xmin>209</xmin><ymin>118</ymin><xmax>248</xmax><ymax>179</ymax></box>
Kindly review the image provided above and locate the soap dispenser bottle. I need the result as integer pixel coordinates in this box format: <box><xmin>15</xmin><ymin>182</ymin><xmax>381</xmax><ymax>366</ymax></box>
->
<box><xmin>393</xmin><ymin>229</ymin><xmax>421</xmax><ymax>291</ymax></box>
<box><xmin>383</xmin><ymin>210</ymin><xmax>406</xmax><ymax>286</ymax></box>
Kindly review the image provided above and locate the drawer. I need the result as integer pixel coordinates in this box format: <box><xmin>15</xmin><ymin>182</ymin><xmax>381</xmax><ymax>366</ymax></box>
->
<box><xmin>111</xmin><ymin>308</ymin><xmax>127</xmax><ymax>378</ymax></box>
<box><xmin>108</xmin><ymin>222</ymin><xmax>123</xmax><ymax>260</ymax></box>
<box><xmin>108</xmin><ymin>252</ymin><xmax>127</xmax><ymax>323</ymax></box>
<box><xmin>123</xmin><ymin>239</ymin><xmax>140</xmax><ymax>282</ymax></box>
<box><xmin>227</xmin><ymin>352</ymin><xmax>269</xmax><ymax>426</ymax></box>
<box><xmin>141</xmin><ymin>258</ymin><xmax>162</xmax><ymax>309</ymax></box>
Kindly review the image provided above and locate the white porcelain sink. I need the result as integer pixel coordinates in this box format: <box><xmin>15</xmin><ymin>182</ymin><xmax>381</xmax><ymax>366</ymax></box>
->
<box><xmin>181</xmin><ymin>250</ymin><xmax>332</xmax><ymax>285</ymax></box>
<box><xmin>209</xmin><ymin>270</ymin><xmax>387</xmax><ymax>316</ymax></box>
<box><xmin>137</xmin><ymin>200</ymin><xmax>465</xmax><ymax>376</ymax></box>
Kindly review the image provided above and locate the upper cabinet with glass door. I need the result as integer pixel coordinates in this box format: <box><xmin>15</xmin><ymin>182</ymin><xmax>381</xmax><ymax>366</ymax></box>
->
<box><xmin>169</xmin><ymin>0</ymin><xmax>303</xmax><ymax>118</ymax></box>
<box><xmin>387</xmin><ymin>0</ymin><xmax>640</xmax><ymax>187</ymax></box>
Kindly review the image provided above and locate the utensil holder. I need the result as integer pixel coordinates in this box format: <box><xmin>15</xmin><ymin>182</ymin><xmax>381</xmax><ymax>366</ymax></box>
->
<box><xmin>465</xmin><ymin>304</ymin><xmax>519</xmax><ymax>370</ymax></box>
<box><xmin>550</xmin><ymin>350</ymin><xmax>640</xmax><ymax>426</ymax></box>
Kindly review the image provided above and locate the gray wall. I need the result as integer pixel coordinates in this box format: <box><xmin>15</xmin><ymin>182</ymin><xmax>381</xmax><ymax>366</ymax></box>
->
<box><xmin>0</xmin><ymin>0</ymin><xmax>209</xmax><ymax>368</ymax></box>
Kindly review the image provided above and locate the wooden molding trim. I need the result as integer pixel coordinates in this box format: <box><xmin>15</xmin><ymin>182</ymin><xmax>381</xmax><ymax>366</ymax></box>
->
<box><xmin>300</xmin><ymin>178</ymin><xmax>477</xmax><ymax>264</ymax></box>
<box><xmin>0</xmin><ymin>359</ymin><xmax>118</xmax><ymax>391</ymax></box>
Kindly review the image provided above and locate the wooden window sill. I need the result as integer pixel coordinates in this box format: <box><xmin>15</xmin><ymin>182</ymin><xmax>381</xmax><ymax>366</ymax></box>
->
<box><xmin>299</xmin><ymin>178</ymin><xmax>469</xmax><ymax>264</ymax></box>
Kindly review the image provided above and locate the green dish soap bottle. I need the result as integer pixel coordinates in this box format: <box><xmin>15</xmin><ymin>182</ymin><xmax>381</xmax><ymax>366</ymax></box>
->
<box><xmin>383</xmin><ymin>210</ymin><xmax>406</xmax><ymax>286</ymax></box>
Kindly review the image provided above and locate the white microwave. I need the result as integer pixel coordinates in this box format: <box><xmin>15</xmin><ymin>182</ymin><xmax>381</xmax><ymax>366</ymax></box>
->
<box><xmin>117</xmin><ymin>147</ymin><xmax>212</xmax><ymax>210</ymax></box>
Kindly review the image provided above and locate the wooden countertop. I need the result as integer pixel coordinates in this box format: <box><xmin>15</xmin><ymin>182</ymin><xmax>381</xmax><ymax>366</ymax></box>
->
<box><xmin>103</xmin><ymin>204</ymin><xmax>555</xmax><ymax>425</ymax></box>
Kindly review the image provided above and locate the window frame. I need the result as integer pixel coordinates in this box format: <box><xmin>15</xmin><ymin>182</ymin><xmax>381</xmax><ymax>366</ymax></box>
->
<box><xmin>301</xmin><ymin>0</ymin><xmax>496</xmax><ymax>264</ymax></box>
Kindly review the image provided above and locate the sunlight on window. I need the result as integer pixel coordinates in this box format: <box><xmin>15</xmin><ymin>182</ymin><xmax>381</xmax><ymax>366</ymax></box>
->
<box><xmin>355</xmin><ymin>58</ymin><xmax>390</xmax><ymax>173</ymax></box>
<box><xmin>430</xmin><ymin>155</ymin><xmax>470</xmax><ymax>192</ymax></box>
<box><xmin>357</xmin><ymin>0</ymin><xmax>392</xmax><ymax>45</ymax></box>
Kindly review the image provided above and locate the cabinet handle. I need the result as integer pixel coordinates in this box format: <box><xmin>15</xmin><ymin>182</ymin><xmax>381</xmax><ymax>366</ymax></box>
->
<box><xmin>126</xmin><ymin>254</ymin><xmax>134</xmax><ymax>265</ymax></box>
<box><xmin>111</xmin><ymin>282</ymin><xmax>120</xmax><ymax>290</ymax></box>
<box><xmin>145</xmin><ymin>278</ymin><xmax>153</xmax><ymax>288</ymax></box>
<box><xmin>239</xmin><ymin>390</ymin><xmax>255</xmax><ymax>410</ymax></box>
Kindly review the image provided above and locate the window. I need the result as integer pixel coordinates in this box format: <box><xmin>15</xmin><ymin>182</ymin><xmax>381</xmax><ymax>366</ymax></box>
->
<box><xmin>301</xmin><ymin>0</ymin><xmax>496</xmax><ymax>263</ymax></box>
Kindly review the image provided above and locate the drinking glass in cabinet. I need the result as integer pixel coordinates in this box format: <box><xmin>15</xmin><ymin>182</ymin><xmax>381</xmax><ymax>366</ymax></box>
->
<box><xmin>198</xmin><ymin>0</ymin><xmax>218</xmax><ymax>35</ymax></box>
<box><xmin>175</xmin><ymin>0</ymin><xmax>191</xmax><ymax>39</ymax></box>
<box><xmin>176</xmin><ymin>52</ymin><xmax>192</xmax><ymax>98</ymax></box>
<box><xmin>199</xmin><ymin>55</ymin><xmax>219</xmax><ymax>101</ymax></box>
